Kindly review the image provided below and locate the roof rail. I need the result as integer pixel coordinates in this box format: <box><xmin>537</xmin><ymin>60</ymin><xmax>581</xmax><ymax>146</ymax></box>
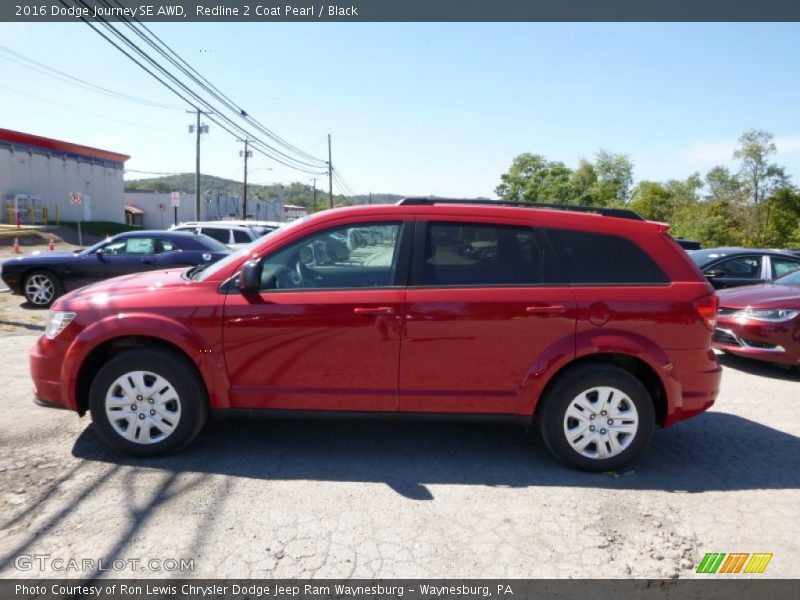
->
<box><xmin>397</xmin><ymin>197</ymin><xmax>645</xmax><ymax>221</ymax></box>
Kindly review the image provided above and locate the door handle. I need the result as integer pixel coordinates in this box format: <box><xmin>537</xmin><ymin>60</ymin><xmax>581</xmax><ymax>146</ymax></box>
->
<box><xmin>353</xmin><ymin>306</ymin><xmax>396</xmax><ymax>316</ymax></box>
<box><xmin>525</xmin><ymin>305</ymin><xmax>566</xmax><ymax>315</ymax></box>
<box><xmin>140</xmin><ymin>258</ymin><xmax>154</xmax><ymax>264</ymax></box>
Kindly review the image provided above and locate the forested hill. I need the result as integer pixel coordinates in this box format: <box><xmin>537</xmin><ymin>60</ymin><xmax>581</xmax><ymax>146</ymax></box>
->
<box><xmin>125</xmin><ymin>174</ymin><xmax>403</xmax><ymax>212</ymax></box>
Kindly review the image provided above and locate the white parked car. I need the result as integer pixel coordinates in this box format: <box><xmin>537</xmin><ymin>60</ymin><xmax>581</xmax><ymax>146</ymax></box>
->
<box><xmin>170</xmin><ymin>220</ymin><xmax>282</xmax><ymax>249</ymax></box>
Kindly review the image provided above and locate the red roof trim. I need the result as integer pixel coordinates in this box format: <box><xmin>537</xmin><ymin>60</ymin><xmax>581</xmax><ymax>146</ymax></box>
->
<box><xmin>0</xmin><ymin>128</ymin><xmax>130</xmax><ymax>163</ymax></box>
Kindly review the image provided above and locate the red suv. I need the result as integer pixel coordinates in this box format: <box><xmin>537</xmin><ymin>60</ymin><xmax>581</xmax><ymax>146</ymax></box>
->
<box><xmin>30</xmin><ymin>199</ymin><xmax>721</xmax><ymax>471</ymax></box>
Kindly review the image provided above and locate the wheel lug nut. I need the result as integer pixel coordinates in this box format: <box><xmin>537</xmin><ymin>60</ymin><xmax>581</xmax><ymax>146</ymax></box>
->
<box><xmin>601</xmin><ymin>410</ymin><xmax>607</xmax><ymax>416</ymax></box>
<box><xmin>136</xmin><ymin>395</ymin><xmax>143</xmax><ymax>401</ymax></box>
<box><xmin>138</xmin><ymin>413</ymin><xmax>145</xmax><ymax>420</ymax></box>
<box><xmin>600</xmin><ymin>428</ymin><xmax>607</xmax><ymax>434</ymax></box>
<box><xmin>590</xmin><ymin>415</ymin><xmax>596</xmax><ymax>420</ymax></box>
<box><xmin>131</xmin><ymin>404</ymin><xmax>137</xmax><ymax>410</ymax></box>
<box><xmin>150</xmin><ymin>409</ymin><xmax>156</xmax><ymax>416</ymax></box>
<box><xmin>589</xmin><ymin>426</ymin><xmax>595</xmax><ymax>432</ymax></box>
<box><xmin>148</xmin><ymin>398</ymin><xmax>154</xmax><ymax>404</ymax></box>
<box><xmin>608</xmin><ymin>419</ymin><xmax>613</xmax><ymax>425</ymax></box>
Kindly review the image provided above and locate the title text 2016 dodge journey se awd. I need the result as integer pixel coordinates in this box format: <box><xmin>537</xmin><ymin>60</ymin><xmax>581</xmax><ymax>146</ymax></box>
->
<box><xmin>31</xmin><ymin>199</ymin><xmax>721</xmax><ymax>471</ymax></box>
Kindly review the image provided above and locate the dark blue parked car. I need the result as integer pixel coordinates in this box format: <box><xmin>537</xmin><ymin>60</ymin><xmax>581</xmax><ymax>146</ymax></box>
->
<box><xmin>1</xmin><ymin>230</ymin><xmax>230</xmax><ymax>307</ymax></box>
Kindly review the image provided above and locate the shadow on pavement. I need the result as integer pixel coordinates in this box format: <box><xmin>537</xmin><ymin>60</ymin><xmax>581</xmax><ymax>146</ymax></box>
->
<box><xmin>72</xmin><ymin>410</ymin><xmax>800</xmax><ymax>499</ymax></box>
<box><xmin>718</xmin><ymin>352</ymin><xmax>800</xmax><ymax>382</ymax></box>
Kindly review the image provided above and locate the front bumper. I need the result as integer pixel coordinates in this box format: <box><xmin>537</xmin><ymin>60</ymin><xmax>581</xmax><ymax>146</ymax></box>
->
<box><xmin>30</xmin><ymin>335</ymin><xmax>73</xmax><ymax>410</ymax></box>
<box><xmin>713</xmin><ymin>316</ymin><xmax>800</xmax><ymax>366</ymax></box>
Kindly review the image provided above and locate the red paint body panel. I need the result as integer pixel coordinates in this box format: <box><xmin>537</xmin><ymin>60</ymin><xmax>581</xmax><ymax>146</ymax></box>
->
<box><xmin>399</xmin><ymin>286</ymin><xmax>577</xmax><ymax>414</ymax></box>
<box><xmin>29</xmin><ymin>203</ymin><xmax>721</xmax><ymax>432</ymax></box>
<box><xmin>222</xmin><ymin>289</ymin><xmax>404</xmax><ymax>411</ymax></box>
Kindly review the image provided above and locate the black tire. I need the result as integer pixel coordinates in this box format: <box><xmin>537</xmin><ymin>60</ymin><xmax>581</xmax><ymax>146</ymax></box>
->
<box><xmin>88</xmin><ymin>348</ymin><xmax>208</xmax><ymax>457</ymax></box>
<box><xmin>538</xmin><ymin>363</ymin><xmax>655</xmax><ymax>472</ymax></box>
<box><xmin>23</xmin><ymin>269</ymin><xmax>63</xmax><ymax>308</ymax></box>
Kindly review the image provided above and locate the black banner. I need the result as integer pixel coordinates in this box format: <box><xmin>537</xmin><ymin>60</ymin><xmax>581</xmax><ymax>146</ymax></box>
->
<box><xmin>3</xmin><ymin>580</ymin><xmax>799</xmax><ymax>600</ymax></box>
<box><xmin>4</xmin><ymin>0</ymin><xmax>800</xmax><ymax>22</ymax></box>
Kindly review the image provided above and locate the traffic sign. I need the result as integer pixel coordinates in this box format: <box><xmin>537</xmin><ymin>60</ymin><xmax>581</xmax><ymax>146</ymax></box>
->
<box><xmin>170</xmin><ymin>192</ymin><xmax>181</xmax><ymax>207</ymax></box>
<box><xmin>157</xmin><ymin>202</ymin><xmax>166</xmax><ymax>213</ymax></box>
<box><xmin>69</xmin><ymin>192</ymin><xmax>82</xmax><ymax>205</ymax></box>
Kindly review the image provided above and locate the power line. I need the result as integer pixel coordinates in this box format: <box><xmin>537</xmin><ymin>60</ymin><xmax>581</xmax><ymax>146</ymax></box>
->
<box><xmin>102</xmin><ymin>0</ymin><xmax>327</xmax><ymax>167</ymax></box>
<box><xmin>0</xmin><ymin>84</ymin><xmax>184</xmax><ymax>135</ymax></box>
<box><xmin>61</xmin><ymin>1</ymin><xmax>327</xmax><ymax>175</ymax></box>
<box><xmin>0</xmin><ymin>44</ymin><xmax>183</xmax><ymax>110</ymax></box>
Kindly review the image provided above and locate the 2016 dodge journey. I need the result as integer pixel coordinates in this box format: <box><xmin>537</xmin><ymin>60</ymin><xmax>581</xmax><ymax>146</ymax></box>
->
<box><xmin>30</xmin><ymin>199</ymin><xmax>721</xmax><ymax>470</ymax></box>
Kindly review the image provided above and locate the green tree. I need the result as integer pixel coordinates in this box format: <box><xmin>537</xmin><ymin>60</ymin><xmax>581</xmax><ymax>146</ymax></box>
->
<box><xmin>733</xmin><ymin>130</ymin><xmax>788</xmax><ymax>205</ymax></box>
<box><xmin>732</xmin><ymin>130</ymin><xmax>792</xmax><ymax>244</ymax></box>
<box><xmin>495</xmin><ymin>153</ymin><xmax>574</xmax><ymax>203</ymax></box>
<box><xmin>629</xmin><ymin>181</ymin><xmax>674</xmax><ymax>222</ymax></box>
<box><xmin>570</xmin><ymin>159</ymin><xmax>599</xmax><ymax>204</ymax></box>
<box><xmin>761</xmin><ymin>188</ymin><xmax>800</xmax><ymax>247</ymax></box>
<box><xmin>594</xmin><ymin>150</ymin><xmax>634</xmax><ymax>204</ymax></box>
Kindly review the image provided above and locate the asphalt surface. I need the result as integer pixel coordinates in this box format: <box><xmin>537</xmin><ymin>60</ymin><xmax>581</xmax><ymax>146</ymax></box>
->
<box><xmin>0</xmin><ymin>305</ymin><xmax>799</xmax><ymax>579</ymax></box>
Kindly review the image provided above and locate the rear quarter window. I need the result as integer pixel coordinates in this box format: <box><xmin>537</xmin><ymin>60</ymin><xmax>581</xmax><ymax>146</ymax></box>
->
<box><xmin>545</xmin><ymin>228</ymin><xmax>669</xmax><ymax>285</ymax></box>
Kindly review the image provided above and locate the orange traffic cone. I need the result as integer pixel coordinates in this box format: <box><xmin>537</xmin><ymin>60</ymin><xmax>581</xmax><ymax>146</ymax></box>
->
<box><xmin>12</xmin><ymin>238</ymin><xmax>21</xmax><ymax>254</ymax></box>
<box><xmin>49</xmin><ymin>236</ymin><xmax>55</xmax><ymax>251</ymax></box>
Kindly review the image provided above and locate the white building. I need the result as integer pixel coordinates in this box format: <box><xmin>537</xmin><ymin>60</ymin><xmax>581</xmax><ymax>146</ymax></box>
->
<box><xmin>124</xmin><ymin>188</ymin><xmax>287</xmax><ymax>230</ymax></box>
<box><xmin>0</xmin><ymin>128</ymin><xmax>129</xmax><ymax>225</ymax></box>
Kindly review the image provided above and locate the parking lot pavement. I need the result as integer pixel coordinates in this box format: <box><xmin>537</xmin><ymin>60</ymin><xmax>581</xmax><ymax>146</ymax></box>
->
<box><xmin>0</xmin><ymin>328</ymin><xmax>798</xmax><ymax>579</ymax></box>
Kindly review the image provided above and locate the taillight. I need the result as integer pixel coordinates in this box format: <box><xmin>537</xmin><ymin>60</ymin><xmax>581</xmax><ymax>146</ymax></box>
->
<box><xmin>692</xmin><ymin>294</ymin><xmax>719</xmax><ymax>331</ymax></box>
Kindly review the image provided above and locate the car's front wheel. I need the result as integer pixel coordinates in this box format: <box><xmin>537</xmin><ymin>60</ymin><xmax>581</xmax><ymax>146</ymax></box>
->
<box><xmin>538</xmin><ymin>363</ymin><xmax>655</xmax><ymax>471</ymax></box>
<box><xmin>88</xmin><ymin>348</ymin><xmax>208</xmax><ymax>456</ymax></box>
<box><xmin>23</xmin><ymin>269</ymin><xmax>62</xmax><ymax>307</ymax></box>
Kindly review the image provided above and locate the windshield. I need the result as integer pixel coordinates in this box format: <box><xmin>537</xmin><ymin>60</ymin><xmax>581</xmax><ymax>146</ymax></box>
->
<box><xmin>193</xmin><ymin>222</ymin><xmax>294</xmax><ymax>281</ymax></box>
<box><xmin>775</xmin><ymin>269</ymin><xmax>800</xmax><ymax>286</ymax></box>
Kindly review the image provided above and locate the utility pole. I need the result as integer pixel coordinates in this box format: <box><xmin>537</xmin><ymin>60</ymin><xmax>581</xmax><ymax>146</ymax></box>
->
<box><xmin>187</xmin><ymin>108</ymin><xmax>211</xmax><ymax>220</ymax></box>
<box><xmin>239</xmin><ymin>139</ymin><xmax>253</xmax><ymax>220</ymax></box>
<box><xmin>310</xmin><ymin>177</ymin><xmax>318</xmax><ymax>213</ymax></box>
<box><xmin>327</xmin><ymin>133</ymin><xmax>333</xmax><ymax>209</ymax></box>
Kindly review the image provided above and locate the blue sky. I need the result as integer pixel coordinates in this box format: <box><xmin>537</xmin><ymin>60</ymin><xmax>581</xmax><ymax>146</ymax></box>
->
<box><xmin>1</xmin><ymin>22</ymin><xmax>799</xmax><ymax>197</ymax></box>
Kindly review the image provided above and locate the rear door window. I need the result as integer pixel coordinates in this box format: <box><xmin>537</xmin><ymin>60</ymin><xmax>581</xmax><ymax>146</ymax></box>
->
<box><xmin>414</xmin><ymin>222</ymin><xmax>543</xmax><ymax>286</ymax></box>
<box><xmin>201</xmin><ymin>228</ymin><xmax>231</xmax><ymax>244</ymax></box>
<box><xmin>232</xmin><ymin>229</ymin><xmax>252</xmax><ymax>244</ymax></box>
<box><xmin>771</xmin><ymin>257</ymin><xmax>800</xmax><ymax>279</ymax></box>
<box><xmin>545</xmin><ymin>229</ymin><xmax>669</xmax><ymax>284</ymax></box>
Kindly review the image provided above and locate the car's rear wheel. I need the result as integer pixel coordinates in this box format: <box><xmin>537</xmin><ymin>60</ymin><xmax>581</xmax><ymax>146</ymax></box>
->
<box><xmin>23</xmin><ymin>269</ymin><xmax>62</xmax><ymax>308</ymax></box>
<box><xmin>538</xmin><ymin>363</ymin><xmax>655</xmax><ymax>471</ymax></box>
<box><xmin>88</xmin><ymin>348</ymin><xmax>208</xmax><ymax>456</ymax></box>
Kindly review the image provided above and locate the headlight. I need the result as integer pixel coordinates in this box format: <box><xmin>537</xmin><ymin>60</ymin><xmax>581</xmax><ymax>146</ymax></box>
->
<box><xmin>732</xmin><ymin>308</ymin><xmax>799</xmax><ymax>322</ymax></box>
<box><xmin>45</xmin><ymin>311</ymin><xmax>76</xmax><ymax>339</ymax></box>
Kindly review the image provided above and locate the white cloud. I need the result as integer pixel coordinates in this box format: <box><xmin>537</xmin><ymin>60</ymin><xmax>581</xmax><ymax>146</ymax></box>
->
<box><xmin>775</xmin><ymin>135</ymin><xmax>800</xmax><ymax>154</ymax></box>
<box><xmin>683</xmin><ymin>140</ymin><xmax>738</xmax><ymax>162</ymax></box>
<box><xmin>682</xmin><ymin>134</ymin><xmax>800</xmax><ymax>165</ymax></box>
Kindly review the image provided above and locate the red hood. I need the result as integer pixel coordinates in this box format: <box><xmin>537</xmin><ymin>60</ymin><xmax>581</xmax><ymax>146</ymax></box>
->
<box><xmin>717</xmin><ymin>283</ymin><xmax>800</xmax><ymax>310</ymax></box>
<box><xmin>58</xmin><ymin>269</ymin><xmax>191</xmax><ymax>305</ymax></box>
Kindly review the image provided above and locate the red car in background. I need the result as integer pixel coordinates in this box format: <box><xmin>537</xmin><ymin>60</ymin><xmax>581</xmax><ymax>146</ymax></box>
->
<box><xmin>714</xmin><ymin>268</ymin><xmax>800</xmax><ymax>367</ymax></box>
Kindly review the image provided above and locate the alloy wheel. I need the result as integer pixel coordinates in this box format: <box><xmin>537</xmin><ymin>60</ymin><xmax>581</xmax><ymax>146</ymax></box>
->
<box><xmin>25</xmin><ymin>274</ymin><xmax>55</xmax><ymax>306</ymax></box>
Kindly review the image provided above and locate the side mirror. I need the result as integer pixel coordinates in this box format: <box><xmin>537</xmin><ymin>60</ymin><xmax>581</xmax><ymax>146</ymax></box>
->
<box><xmin>704</xmin><ymin>269</ymin><xmax>726</xmax><ymax>279</ymax></box>
<box><xmin>95</xmin><ymin>248</ymin><xmax>105</xmax><ymax>260</ymax></box>
<box><xmin>236</xmin><ymin>260</ymin><xmax>261</xmax><ymax>293</ymax></box>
